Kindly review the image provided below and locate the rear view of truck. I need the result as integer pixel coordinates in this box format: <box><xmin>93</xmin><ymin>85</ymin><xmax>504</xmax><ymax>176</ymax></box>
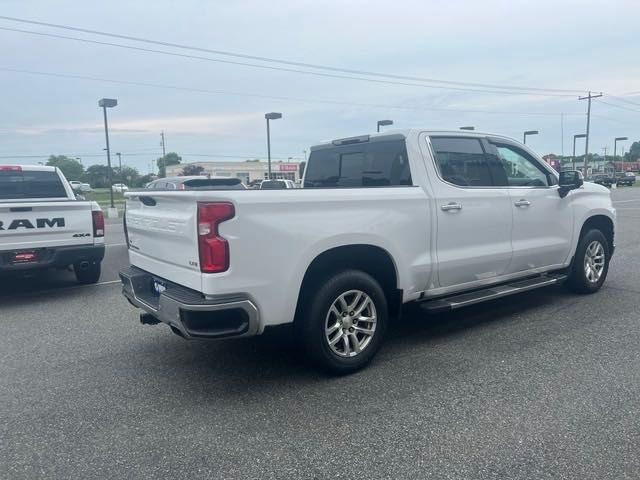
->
<box><xmin>0</xmin><ymin>165</ymin><xmax>105</xmax><ymax>284</ymax></box>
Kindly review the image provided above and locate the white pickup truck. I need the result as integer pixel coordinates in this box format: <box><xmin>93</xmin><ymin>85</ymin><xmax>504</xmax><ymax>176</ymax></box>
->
<box><xmin>0</xmin><ymin>165</ymin><xmax>105</xmax><ymax>284</ymax></box>
<box><xmin>120</xmin><ymin>130</ymin><xmax>615</xmax><ymax>373</ymax></box>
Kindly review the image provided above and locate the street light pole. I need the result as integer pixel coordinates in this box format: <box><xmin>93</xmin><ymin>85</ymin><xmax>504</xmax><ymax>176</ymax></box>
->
<box><xmin>264</xmin><ymin>112</ymin><xmax>282</xmax><ymax>180</ymax></box>
<box><xmin>614</xmin><ymin>136</ymin><xmax>628</xmax><ymax>173</ymax></box>
<box><xmin>572</xmin><ymin>134</ymin><xmax>586</xmax><ymax>171</ymax></box>
<box><xmin>99</xmin><ymin>98</ymin><xmax>117</xmax><ymax>211</ymax></box>
<box><xmin>377</xmin><ymin>119</ymin><xmax>393</xmax><ymax>132</ymax></box>
<box><xmin>523</xmin><ymin>130</ymin><xmax>539</xmax><ymax>145</ymax></box>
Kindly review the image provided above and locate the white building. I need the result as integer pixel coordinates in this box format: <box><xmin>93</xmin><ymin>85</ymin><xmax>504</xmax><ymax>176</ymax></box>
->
<box><xmin>166</xmin><ymin>160</ymin><xmax>300</xmax><ymax>184</ymax></box>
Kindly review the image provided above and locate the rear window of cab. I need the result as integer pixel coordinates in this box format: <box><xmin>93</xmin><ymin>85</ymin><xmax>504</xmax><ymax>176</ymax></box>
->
<box><xmin>304</xmin><ymin>139</ymin><xmax>412</xmax><ymax>188</ymax></box>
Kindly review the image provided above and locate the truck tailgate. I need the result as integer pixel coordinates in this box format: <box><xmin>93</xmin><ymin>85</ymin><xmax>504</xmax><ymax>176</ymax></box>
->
<box><xmin>125</xmin><ymin>194</ymin><xmax>202</xmax><ymax>291</ymax></box>
<box><xmin>0</xmin><ymin>201</ymin><xmax>95</xmax><ymax>251</ymax></box>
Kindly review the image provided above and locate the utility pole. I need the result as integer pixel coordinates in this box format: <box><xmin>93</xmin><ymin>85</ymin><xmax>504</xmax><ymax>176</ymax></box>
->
<box><xmin>116</xmin><ymin>152</ymin><xmax>123</xmax><ymax>184</ymax></box>
<box><xmin>578</xmin><ymin>91</ymin><xmax>603</xmax><ymax>174</ymax></box>
<box><xmin>601</xmin><ymin>147</ymin><xmax>607</xmax><ymax>173</ymax></box>
<box><xmin>160</xmin><ymin>131</ymin><xmax>166</xmax><ymax>177</ymax></box>
<box><xmin>560</xmin><ymin>113</ymin><xmax>564</xmax><ymax>157</ymax></box>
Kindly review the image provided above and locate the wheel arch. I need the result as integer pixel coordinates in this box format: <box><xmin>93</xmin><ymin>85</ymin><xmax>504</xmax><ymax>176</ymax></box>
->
<box><xmin>579</xmin><ymin>214</ymin><xmax>614</xmax><ymax>253</ymax></box>
<box><xmin>294</xmin><ymin>244</ymin><xmax>402</xmax><ymax>322</ymax></box>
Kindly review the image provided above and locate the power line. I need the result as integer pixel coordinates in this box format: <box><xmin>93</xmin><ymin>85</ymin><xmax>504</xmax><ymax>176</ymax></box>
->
<box><xmin>596</xmin><ymin>99</ymin><xmax>640</xmax><ymax>114</ymax></box>
<box><xmin>0</xmin><ymin>15</ymin><xmax>588</xmax><ymax>95</ymax></box>
<box><xmin>0</xmin><ymin>67</ymin><xmax>585</xmax><ymax>117</ymax></box>
<box><xmin>603</xmin><ymin>93</ymin><xmax>640</xmax><ymax>108</ymax></box>
<box><xmin>0</xmin><ymin>26</ymin><xmax>578</xmax><ymax>98</ymax></box>
<box><xmin>0</xmin><ymin>152</ymin><xmax>301</xmax><ymax>160</ymax></box>
<box><xmin>0</xmin><ymin>152</ymin><xmax>158</xmax><ymax>158</ymax></box>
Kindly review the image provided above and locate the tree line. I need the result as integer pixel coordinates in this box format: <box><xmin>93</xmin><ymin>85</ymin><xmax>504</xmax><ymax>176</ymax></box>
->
<box><xmin>45</xmin><ymin>152</ymin><xmax>186</xmax><ymax>188</ymax></box>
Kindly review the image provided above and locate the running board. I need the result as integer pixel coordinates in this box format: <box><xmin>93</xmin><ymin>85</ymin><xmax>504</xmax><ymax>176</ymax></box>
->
<box><xmin>419</xmin><ymin>274</ymin><xmax>567</xmax><ymax>313</ymax></box>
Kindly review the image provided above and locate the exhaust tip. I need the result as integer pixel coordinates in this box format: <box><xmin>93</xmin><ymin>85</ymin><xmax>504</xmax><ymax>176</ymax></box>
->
<box><xmin>139</xmin><ymin>313</ymin><xmax>160</xmax><ymax>325</ymax></box>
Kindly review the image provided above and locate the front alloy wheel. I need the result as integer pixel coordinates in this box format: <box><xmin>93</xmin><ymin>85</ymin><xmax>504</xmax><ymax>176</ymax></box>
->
<box><xmin>584</xmin><ymin>240</ymin><xmax>605</xmax><ymax>283</ymax></box>
<box><xmin>567</xmin><ymin>228</ymin><xmax>610</xmax><ymax>294</ymax></box>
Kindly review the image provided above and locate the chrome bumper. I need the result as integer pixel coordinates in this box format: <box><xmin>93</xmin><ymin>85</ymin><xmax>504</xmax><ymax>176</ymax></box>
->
<box><xmin>119</xmin><ymin>265</ymin><xmax>260</xmax><ymax>339</ymax></box>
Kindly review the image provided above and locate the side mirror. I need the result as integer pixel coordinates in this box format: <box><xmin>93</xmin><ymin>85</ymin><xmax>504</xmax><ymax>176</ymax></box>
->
<box><xmin>558</xmin><ymin>170</ymin><xmax>583</xmax><ymax>198</ymax></box>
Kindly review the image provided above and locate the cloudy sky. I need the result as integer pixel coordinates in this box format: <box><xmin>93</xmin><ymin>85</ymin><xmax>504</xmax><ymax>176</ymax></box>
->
<box><xmin>1</xmin><ymin>0</ymin><xmax>639</xmax><ymax>174</ymax></box>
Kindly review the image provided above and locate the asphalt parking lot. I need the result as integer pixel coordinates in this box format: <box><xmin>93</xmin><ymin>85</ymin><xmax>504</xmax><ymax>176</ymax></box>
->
<box><xmin>1</xmin><ymin>188</ymin><xmax>639</xmax><ymax>479</ymax></box>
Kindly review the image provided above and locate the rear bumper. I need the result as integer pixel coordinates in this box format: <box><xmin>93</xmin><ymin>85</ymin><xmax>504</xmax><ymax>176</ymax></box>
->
<box><xmin>0</xmin><ymin>244</ymin><xmax>105</xmax><ymax>272</ymax></box>
<box><xmin>119</xmin><ymin>265</ymin><xmax>260</xmax><ymax>339</ymax></box>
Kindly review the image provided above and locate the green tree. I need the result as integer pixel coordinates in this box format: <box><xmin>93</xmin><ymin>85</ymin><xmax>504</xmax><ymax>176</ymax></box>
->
<box><xmin>83</xmin><ymin>164</ymin><xmax>113</xmax><ymax>189</ymax></box>
<box><xmin>46</xmin><ymin>155</ymin><xmax>84</xmax><ymax>181</ymax></box>
<box><xmin>181</xmin><ymin>164</ymin><xmax>205</xmax><ymax>176</ymax></box>
<box><xmin>115</xmin><ymin>165</ymin><xmax>140</xmax><ymax>186</ymax></box>
<box><xmin>156</xmin><ymin>152</ymin><xmax>182</xmax><ymax>177</ymax></box>
<box><xmin>627</xmin><ymin>141</ymin><xmax>640</xmax><ymax>161</ymax></box>
<box><xmin>135</xmin><ymin>174</ymin><xmax>155</xmax><ymax>188</ymax></box>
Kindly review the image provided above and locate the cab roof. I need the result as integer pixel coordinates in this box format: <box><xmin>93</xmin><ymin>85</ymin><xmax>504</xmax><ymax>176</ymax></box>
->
<box><xmin>0</xmin><ymin>164</ymin><xmax>57</xmax><ymax>172</ymax></box>
<box><xmin>310</xmin><ymin>129</ymin><xmax>518</xmax><ymax>151</ymax></box>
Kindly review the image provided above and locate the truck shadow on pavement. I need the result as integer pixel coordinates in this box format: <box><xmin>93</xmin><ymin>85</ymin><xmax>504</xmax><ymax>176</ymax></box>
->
<box><xmin>145</xmin><ymin>285</ymin><xmax>579</xmax><ymax>395</ymax></box>
<box><xmin>0</xmin><ymin>270</ymin><xmax>81</xmax><ymax>296</ymax></box>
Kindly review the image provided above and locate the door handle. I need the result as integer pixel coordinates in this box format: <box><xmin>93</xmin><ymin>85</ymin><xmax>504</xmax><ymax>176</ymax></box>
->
<box><xmin>441</xmin><ymin>202</ymin><xmax>463</xmax><ymax>211</ymax></box>
<box><xmin>514</xmin><ymin>199</ymin><xmax>531</xmax><ymax>207</ymax></box>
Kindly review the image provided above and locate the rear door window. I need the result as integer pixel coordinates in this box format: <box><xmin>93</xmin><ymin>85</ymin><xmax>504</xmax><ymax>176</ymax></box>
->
<box><xmin>304</xmin><ymin>139</ymin><xmax>412</xmax><ymax>188</ymax></box>
<box><xmin>430</xmin><ymin>137</ymin><xmax>494</xmax><ymax>187</ymax></box>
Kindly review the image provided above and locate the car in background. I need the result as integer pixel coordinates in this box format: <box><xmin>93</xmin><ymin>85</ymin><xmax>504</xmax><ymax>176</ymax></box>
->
<box><xmin>68</xmin><ymin>181</ymin><xmax>92</xmax><ymax>192</ymax></box>
<box><xmin>145</xmin><ymin>176</ymin><xmax>246</xmax><ymax>190</ymax></box>
<box><xmin>247</xmin><ymin>179</ymin><xmax>263</xmax><ymax>189</ymax></box>
<box><xmin>112</xmin><ymin>183</ymin><xmax>129</xmax><ymax>193</ymax></box>
<box><xmin>260</xmin><ymin>179</ymin><xmax>296</xmax><ymax>189</ymax></box>
<box><xmin>588</xmin><ymin>174</ymin><xmax>614</xmax><ymax>188</ymax></box>
<box><xmin>0</xmin><ymin>165</ymin><xmax>105</xmax><ymax>284</ymax></box>
<box><xmin>615</xmin><ymin>172</ymin><xmax>636</xmax><ymax>187</ymax></box>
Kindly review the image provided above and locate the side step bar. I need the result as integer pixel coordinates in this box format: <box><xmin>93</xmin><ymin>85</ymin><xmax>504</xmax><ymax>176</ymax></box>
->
<box><xmin>419</xmin><ymin>274</ymin><xmax>567</xmax><ymax>313</ymax></box>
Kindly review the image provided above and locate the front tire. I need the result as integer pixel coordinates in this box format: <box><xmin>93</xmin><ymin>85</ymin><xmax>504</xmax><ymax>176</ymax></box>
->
<box><xmin>566</xmin><ymin>229</ymin><xmax>610</xmax><ymax>294</ymax></box>
<box><xmin>296</xmin><ymin>270</ymin><xmax>388</xmax><ymax>374</ymax></box>
<box><xmin>74</xmin><ymin>261</ymin><xmax>101</xmax><ymax>285</ymax></box>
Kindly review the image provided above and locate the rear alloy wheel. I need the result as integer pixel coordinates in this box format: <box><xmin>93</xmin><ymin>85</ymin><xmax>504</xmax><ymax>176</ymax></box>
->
<box><xmin>297</xmin><ymin>270</ymin><xmax>388</xmax><ymax>374</ymax></box>
<box><xmin>325</xmin><ymin>290</ymin><xmax>378</xmax><ymax>358</ymax></box>
<box><xmin>566</xmin><ymin>229</ymin><xmax>610</xmax><ymax>294</ymax></box>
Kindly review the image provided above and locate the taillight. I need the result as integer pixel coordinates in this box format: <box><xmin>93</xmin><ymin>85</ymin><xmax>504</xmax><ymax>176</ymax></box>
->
<box><xmin>0</xmin><ymin>165</ymin><xmax>21</xmax><ymax>171</ymax></box>
<box><xmin>197</xmin><ymin>202</ymin><xmax>234</xmax><ymax>273</ymax></box>
<box><xmin>92</xmin><ymin>210</ymin><xmax>105</xmax><ymax>237</ymax></box>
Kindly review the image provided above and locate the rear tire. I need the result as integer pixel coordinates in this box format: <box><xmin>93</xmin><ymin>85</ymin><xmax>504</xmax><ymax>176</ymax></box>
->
<box><xmin>74</xmin><ymin>261</ymin><xmax>101</xmax><ymax>285</ymax></box>
<box><xmin>296</xmin><ymin>270</ymin><xmax>388</xmax><ymax>375</ymax></box>
<box><xmin>566</xmin><ymin>229</ymin><xmax>610</xmax><ymax>294</ymax></box>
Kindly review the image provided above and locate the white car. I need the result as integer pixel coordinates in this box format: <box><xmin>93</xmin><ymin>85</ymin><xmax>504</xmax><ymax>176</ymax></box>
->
<box><xmin>260</xmin><ymin>179</ymin><xmax>296</xmax><ymax>189</ymax></box>
<box><xmin>69</xmin><ymin>181</ymin><xmax>92</xmax><ymax>192</ymax></box>
<box><xmin>120</xmin><ymin>130</ymin><xmax>615</xmax><ymax>373</ymax></box>
<box><xmin>0</xmin><ymin>165</ymin><xmax>105</xmax><ymax>284</ymax></box>
<box><xmin>112</xmin><ymin>183</ymin><xmax>129</xmax><ymax>193</ymax></box>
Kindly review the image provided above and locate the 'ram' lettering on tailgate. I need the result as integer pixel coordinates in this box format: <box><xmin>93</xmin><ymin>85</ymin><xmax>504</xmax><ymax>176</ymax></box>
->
<box><xmin>0</xmin><ymin>217</ymin><xmax>65</xmax><ymax>231</ymax></box>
